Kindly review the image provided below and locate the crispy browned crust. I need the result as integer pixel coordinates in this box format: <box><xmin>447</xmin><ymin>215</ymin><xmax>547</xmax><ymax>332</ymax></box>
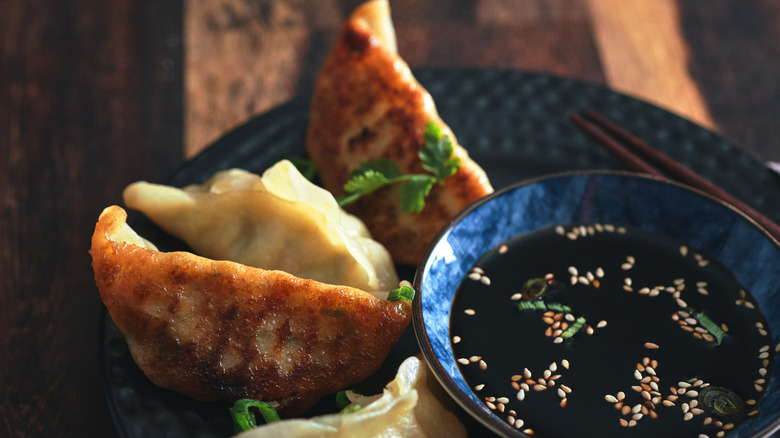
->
<box><xmin>306</xmin><ymin>0</ymin><xmax>493</xmax><ymax>266</ymax></box>
<box><xmin>90</xmin><ymin>206</ymin><xmax>411</xmax><ymax>416</ymax></box>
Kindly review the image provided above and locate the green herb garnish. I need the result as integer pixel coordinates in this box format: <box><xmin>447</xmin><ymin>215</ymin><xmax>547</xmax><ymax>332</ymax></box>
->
<box><xmin>388</xmin><ymin>285</ymin><xmax>415</xmax><ymax>301</ymax></box>
<box><xmin>561</xmin><ymin>316</ymin><xmax>587</xmax><ymax>339</ymax></box>
<box><xmin>517</xmin><ymin>300</ymin><xmax>571</xmax><ymax>313</ymax></box>
<box><xmin>336</xmin><ymin>121</ymin><xmax>460</xmax><ymax>213</ymax></box>
<box><xmin>698</xmin><ymin>386</ymin><xmax>746</xmax><ymax>418</ymax></box>
<box><xmin>694</xmin><ymin>312</ymin><xmax>725</xmax><ymax>345</ymax></box>
<box><xmin>520</xmin><ymin>278</ymin><xmax>549</xmax><ymax>300</ymax></box>
<box><xmin>229</xmin><ymin>399</ymin><xmax>280</xmax><ymax>433</ymax></box>
<box><xmin>342</xmin><ymin>404</ymin><xmax>362</xmax><ymax>414</ymax></box>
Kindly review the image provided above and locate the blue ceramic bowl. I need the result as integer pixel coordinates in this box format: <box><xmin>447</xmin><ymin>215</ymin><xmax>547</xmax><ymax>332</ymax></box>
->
<box><xmin>413</xmin><ymin>171</ymin><xmax>780</xmax><ymax>437</ymax></box>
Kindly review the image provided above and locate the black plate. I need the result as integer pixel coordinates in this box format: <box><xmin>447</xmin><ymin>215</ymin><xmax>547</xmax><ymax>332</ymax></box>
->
<box><xmin>99</xmin><ymin>68</ymin><xmax>780</xmax><ymax>438</ymax></box>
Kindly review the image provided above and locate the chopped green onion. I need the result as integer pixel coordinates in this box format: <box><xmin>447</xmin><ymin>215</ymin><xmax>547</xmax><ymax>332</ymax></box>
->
<box><xmin>561</xmin><ymin>317</ymin><xmax>587</xmax><ymax>339</ymax></box>
<box><xmin>335</xmin><ymin>390</ymin><xmax>353</xmax><ymax>410</ymax></box>
<box><xmin>517</xmin><ymin>300</ymin><xmax>571</xmax><ymax>313</ymax></box>
<box><xmin>698</xmin><ymin>386</ymin><xmax>746</xmax><ymax>418</ymax></box>
<box><xmin>694</xmin><ymin>312</ymin><xmax>725</xmax><ymax>345</ymax></box>
<box><xmin>229</xmin><ymin>399</ymin><xmax>280</xmax><ymax>433</ymax></box>
<box><xmin>520</xmin><ymin>278</ymin><xmax>549</xmax><ymax>300</ymax></box>
<box><xmin>341</xmin><ymin>405</ymin><xmax>362</xmax><ymax>414</ymax></box>
<box><xmin>388</xmin><ymin>285</ymin><xmax>415</xmax><ymax>301</ymax></box>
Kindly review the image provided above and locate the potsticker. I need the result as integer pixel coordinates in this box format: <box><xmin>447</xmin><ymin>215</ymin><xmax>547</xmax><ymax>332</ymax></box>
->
<box><xmin>306</xmin><ymin>0</ymin><xmax>493</xmax><ymax>266</ymax></box>
<box><xmin>90</xmin><ymin>205</ymin><xmax>411</xmax><ymax>415</ymax></box>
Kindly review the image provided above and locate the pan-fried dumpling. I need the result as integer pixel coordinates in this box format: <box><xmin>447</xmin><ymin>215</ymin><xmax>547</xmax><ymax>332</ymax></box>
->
<box><xmin>90</xmin><ymin>205</ymin><xmax>412</xmax><ymax>415</ymax></box>
<box><xmin>306</xmin><ymin>0</ymin><xmax>493</xmax><ymax>266</ymax></box>
<box><xmin>123</xmin><ymin>160</ymin><xmax>398</xmax><ymax>293</ymax></box>
<box><xmin>233</xmin><ymin>356</ymin><xmax>467</xmax><ymax>438</ymax></box>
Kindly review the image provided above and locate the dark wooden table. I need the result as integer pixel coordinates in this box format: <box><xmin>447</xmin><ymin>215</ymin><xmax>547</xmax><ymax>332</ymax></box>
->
<box><xmin>2</xmin><ymin>1</ymin><xmax>779</xmax><ymax>436</ymax></box>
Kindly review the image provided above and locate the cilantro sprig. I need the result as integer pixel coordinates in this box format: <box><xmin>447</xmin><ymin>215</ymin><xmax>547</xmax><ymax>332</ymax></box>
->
<box><xmin>337</xmin><ymin>121</ymin><xmax>461</xmax><ymax>213</ymax></box>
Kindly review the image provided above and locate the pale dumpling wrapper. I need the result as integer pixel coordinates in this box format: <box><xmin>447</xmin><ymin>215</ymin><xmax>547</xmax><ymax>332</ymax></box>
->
<box><xmin>123</xmin><ymin>160</ymin><xmax>398</xmax><ymax>294</ymax></box>
<box><xmin>233</xmin><ymin>356</ymin><xmax>467</xmax><ymax>438</ymax></box>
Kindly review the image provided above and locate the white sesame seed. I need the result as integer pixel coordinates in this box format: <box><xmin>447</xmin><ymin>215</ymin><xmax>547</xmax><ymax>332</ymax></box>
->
<box><xmin>561</xmin><ymin>359</ymin><xmax>570</xmax><ymax>369</ymax></box>
<box><xmin>553</xmin><ymin>336</ymin><xmax>563</xmax><ymax>343</ymax></box>
<box><xmin>452</xmin><ymin>336</ymin><xmax>461</xmax><ymax>344</ymax></box>
<box><xmin>684</xmin><ymin>412</ymin><xmax>694</xmax><ymax>421</ymax></box>
<box><xmin>498</xmin><ymin>244</ymin><xmax>508</xmax><ymax>254</ymax></box>
<box><xmin>680</xmin><ymin>245</ymin><xmax>688</xmax><ymax>255</ymax></box>
<box><xmin>464</xmin><ymin>309</ymin><xmax>476</xmax><ymax>315</ymax></box>
<box><xmin>621</xmin><ymin>263</ymin><xmax>633</xmax><ymax>270</ymax></box>
<box><xmin>457</xmin><ymin>358</ymin><xmax>469</xmax><ymax>365</ymax></box>
<box><xmin>605</xmin><ymin>394</ymin><xmax>618</xmax><ymax>403</ymax></box>
<box><xmin>480</xmin><ymin>276</ymin><xmax>491</xmax><ymax>285</ymax></box>
<box><xmin>596</xmin><ymin>267</ymin><xmax>605</xmax><ymax>278</ymax></box>
<box><xmin>475</xmin><ymin>384</ymin><xmax>484</xmax><ymax>391</ymax></box>
<box><xmin>597</xmin><ymin>320</ymin><xmax>608</xmax><ymax>328</ymax></box>
<box><xmin>524</xmin><ymin>368</ymin><xmax>532</xmax><ymax>378</ymax></box>
<box><xmin>568</xmin><ymin>266</ymin><xmax>578</xmax><ymax>276</ymax></box>
<box><xmin>468</xmin><ymin>272</ymin><xmax>481</xmax><ymax>281</ymax></box>
<box><xmin>510</xmin><ymin>293</ymin><xmax>522</xmax><ymax>300</ymax></box>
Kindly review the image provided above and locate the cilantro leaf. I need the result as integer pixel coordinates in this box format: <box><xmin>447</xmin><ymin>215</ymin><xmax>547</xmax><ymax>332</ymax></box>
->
<box><xmin>349</xmin><ymin>157</ymin><xmax>403</xmax><ymax>179</ymax></box>
<box><xmin>336</xmin><ymin>121</ymin><xmax>461</xmax><ymax>213</ymax></box>
<box><xmin>420</xmin><ymin>121</ymin><xmax>461</xmax><ymax>183</ymax></box>
<box><xmin>399</xmin><ymin>175</ymin><xmax>436</xmax><ymax>213</ymax></box>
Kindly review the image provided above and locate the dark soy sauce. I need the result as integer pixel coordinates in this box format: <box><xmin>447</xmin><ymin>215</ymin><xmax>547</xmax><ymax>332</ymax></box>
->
<box><xmin>451</xmin><ymin>223</ymin><xmax>772</xmax><ymax>438</ymax></box>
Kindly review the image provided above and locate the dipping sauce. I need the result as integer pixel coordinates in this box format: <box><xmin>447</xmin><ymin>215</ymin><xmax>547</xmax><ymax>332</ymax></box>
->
<box><xmin>450</xmin><ymin>222</ymin><xmax>773</xmax><ymax>438</ymax></box>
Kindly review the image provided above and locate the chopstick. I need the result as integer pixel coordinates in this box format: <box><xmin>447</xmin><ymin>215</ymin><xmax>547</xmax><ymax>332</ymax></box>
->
<box><xmin>570</xmin><ymin>110</ymin><xmax>780</xmax><ymax>242</ymax></box>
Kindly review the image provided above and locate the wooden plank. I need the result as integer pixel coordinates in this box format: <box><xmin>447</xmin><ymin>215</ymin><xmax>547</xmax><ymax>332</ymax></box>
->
<box><xmin>0</xmin><ymin>1</ymin><xmax>182</xmax><ymax>436</ymax></box>
<box><xmin>585</xmin><ymin>0</ymin><xmax>715</xmax><ymax>130</ymax></box>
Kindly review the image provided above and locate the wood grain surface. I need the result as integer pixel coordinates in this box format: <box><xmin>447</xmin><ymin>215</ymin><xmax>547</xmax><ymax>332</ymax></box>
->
<box><xmin>2</xmin><ymin>0</ymin><xmax>779</xmax><ymax>436</ymax></box>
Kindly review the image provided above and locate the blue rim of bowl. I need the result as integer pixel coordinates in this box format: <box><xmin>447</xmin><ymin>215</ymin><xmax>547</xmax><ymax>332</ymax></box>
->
<box><xmin>412</xmin><ymin>170</ymin><xmax>780</xmax><ymax>438</ymax></box>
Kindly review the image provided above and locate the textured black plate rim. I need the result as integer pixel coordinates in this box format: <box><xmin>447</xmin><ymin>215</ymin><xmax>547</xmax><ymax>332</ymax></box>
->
<box><xmin>412</xmin><ymin>169</ymin><xmax>780</xmax><ymax>438</ymax></box>
<box><xmin>99</xmin><ymin>67</ymin><xmax>780</xmax><ymax>438</ymax></box>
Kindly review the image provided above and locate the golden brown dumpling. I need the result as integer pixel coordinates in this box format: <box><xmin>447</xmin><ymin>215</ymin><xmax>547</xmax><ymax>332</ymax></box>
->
<box><xmin>90</xmin><ymin>205</ymin><xmax>412</xmax><ymax>415</ymax></box>
<box><xmin>306</xmin><ymin>0</ymin><xmax>493</xmax><ymax>266</ymax></box>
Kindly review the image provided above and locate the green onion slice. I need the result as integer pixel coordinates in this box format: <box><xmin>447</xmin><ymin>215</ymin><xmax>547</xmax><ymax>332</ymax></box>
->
<box><xmin>388</xmin><ymin>285</ymin><xmax>415</xmax><ymax>301</ymax></box>
<box><xmin>229</xmin><ymin>399</ymin><xmax>280</xmax><ymax>433</ymax></box>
